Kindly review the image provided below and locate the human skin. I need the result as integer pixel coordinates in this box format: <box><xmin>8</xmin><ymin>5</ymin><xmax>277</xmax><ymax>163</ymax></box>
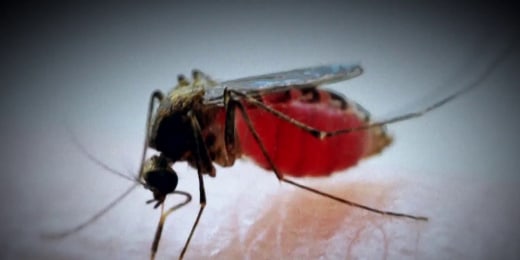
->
<box><xmin>35</xmin><ymin>161</ymin><xmax>428</xmax><ymax>260</ymax></box>
<box><xmin>177</xmin><ymin>174</ymin><xmax>426</xmax><ymax>260</ymax></box>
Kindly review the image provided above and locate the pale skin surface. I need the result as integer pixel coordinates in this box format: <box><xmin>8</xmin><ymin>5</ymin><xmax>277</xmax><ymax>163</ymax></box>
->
<box><xmin>19</xmin><ymin>152</ymin><xmax>516</xmax><ymax>260</ymax></box>
<box><xmin>176</xmin><ymin>172</ymin><xmax>426</xmax><ymax>260</ymax></box>
<box><xmin>32</xmin><ymin>158</ymin><xmax>430</xmax><ymax>260</ymax></box>
<box><xmin>5</xmin><ymin>127</ymin><xmax>519</xmax><ymax>260</ymax></box>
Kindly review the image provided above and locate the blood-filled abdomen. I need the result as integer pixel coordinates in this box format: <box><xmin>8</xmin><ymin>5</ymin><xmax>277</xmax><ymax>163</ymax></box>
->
<box><xmin>236</xmin><ymin>88</ymin><xmax>392</xmax><ymax>177</ymax></box>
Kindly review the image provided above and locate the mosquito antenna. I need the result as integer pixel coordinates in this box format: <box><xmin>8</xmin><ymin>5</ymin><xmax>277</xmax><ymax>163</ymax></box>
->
<box><xmin>65</xmin><ymin>123</ymin><xmax>139</xmax><ymax>182</ymax></box>
<box><xmin>43</xmin><ymin>130</ymin><xmax>145</xmax><ymax>238</ymax></box>
<box><xmin>42</xmin><ymin>183</ymin><xmax>139</xmax><ymax>239</ymax></box>
<box><xmin>46</xmin><ymin>91</ymin><xmax>166</xmax><ymax>239</ymax></box>
<box><xmin>69</xmin><ymin>134</ymin><xmax>138</xmax><ymax>182</ymax></box>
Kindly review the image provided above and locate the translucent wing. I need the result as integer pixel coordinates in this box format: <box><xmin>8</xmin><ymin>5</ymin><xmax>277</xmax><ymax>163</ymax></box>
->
<box><xmin>204</xmin><ymin>63</ymin><xmax>363</xmax><ymax>104</ymax></box>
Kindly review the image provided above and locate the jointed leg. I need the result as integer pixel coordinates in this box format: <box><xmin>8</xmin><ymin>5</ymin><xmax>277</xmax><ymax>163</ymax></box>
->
<box><xmin>138</xmin><ymin>90</ymin><xmax>165</xmax><ymax>181</ymax></box>
<box><xmin>226</xmin><ymin>91</ymin><xmax>428</xmax><ymax>221</ymax></box>
<box><xmin>227</xmin><ymin>89</ymin><xmax>451</xmax><ymax>140</ymax></box>
<box><xmin>177</xmin><ymin>112</ymin><xmax>211</xmax><ymax>260</ymax></box>
<box><xmin>151</xmin><ymin>191</ymin><xmax>192</xmax><ymax>260</ymax></box>
<box><xmin>223</xmin><ymin>88</ymin><xmax>239</xmax><ymax>161</ymax></box>
<box><xmin>179</xmin><ymin>176</ymin><xmax>206</xmax><ymax>260</ymax></box>
<box><xmin>227</xmin><ymin>32</ymin><xmax>513</xmax><ymax>142</ymax></box>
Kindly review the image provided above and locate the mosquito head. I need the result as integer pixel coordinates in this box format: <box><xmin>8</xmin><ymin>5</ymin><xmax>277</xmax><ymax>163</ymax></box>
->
<box><xmin>142</xmin><ymin>154</ymin><xmax>179</xmax><ymax>208</ymax></box>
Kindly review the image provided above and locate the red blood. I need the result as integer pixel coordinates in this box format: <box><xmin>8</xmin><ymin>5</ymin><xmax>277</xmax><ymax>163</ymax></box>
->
<box><xmin>235</xmin><ymin>89</ymin><xmax>376</xmax><ymax>177</ymax></box>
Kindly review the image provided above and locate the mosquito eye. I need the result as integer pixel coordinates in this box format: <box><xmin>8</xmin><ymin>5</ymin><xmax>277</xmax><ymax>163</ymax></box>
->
<box><xmin>144</xmin><ymin>168</ymin><xmax>178</xmax><ymax>196</ymax></box>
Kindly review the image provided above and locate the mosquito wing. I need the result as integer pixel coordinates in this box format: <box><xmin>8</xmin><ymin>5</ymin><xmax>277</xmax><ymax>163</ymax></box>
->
<box><xmin>203</xmin><ymin>63</ymin><xmax>363</xmax><ymax>104</ymax></box>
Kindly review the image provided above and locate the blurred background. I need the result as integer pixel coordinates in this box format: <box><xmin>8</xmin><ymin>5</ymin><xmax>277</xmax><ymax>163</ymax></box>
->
<box><xmin>2</xmin><ymin>1</ymin><xmax>519</xmax><ymax>259</ymax></box>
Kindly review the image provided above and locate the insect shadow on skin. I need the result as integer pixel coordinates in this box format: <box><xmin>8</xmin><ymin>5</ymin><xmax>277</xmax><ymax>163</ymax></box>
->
<box><xmin>43</xmin><ymin>35</ymin><xmax>518</xmax><ymax>260</ymax></box>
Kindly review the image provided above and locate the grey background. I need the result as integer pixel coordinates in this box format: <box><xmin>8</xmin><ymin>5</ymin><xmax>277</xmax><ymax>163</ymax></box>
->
<box><xmin>2</xmin><ymin>2</ymin><xmax>519</xmax><ymax>259</ymax></box>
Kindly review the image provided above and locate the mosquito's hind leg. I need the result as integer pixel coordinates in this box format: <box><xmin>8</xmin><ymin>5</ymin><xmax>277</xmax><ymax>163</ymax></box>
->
<box><xmin>226</xmin><ymin>36</ymin><xmax>515</xmax><ymax>140</ymax></box>
<box><xmin>225</xmin><ymin>88</ymin><xmax>427</xmax><ymax>221</ymax></box>
<box><xmin>227</xmin><ymin>88</ymin><xmax>448</xmax><ymax>140</ymax></box>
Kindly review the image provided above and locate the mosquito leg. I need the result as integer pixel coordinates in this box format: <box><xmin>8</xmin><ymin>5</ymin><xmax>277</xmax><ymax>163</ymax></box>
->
<box><xmin>227</xmin><ymin>36</ymin><xmax>515</xmax><ymax>140</ymax></box>
<box><xmin>177</xmin><ymin>112</ymin><xmax>211</xmax><ymax>260</ymax></box>
<box><xmin>230</xmin><ymin>97</ymin><xmax>428</xmax><ymax>221</ymax></box>
<box><xmin>150</xmin><ymin>190</ymin><xmax>192</xmax><ymax>260</ymax></box>
<box><xmin>229</xmin><ymin>89</ymin><xmax>330</xmax><ymax>138</ymax></box>
<box><xmin>225</xmin><ymin>88</ymin><xmax>433</xmax><ymax>140</ymax></box>
<box><xmin>179</xmin><ymin>175</ymin><xmax>206</xmax><ymax>260</ymax></box>
<box><xmin>138</xmin><ymin>90</ymin><xmax>165</xmax><ymax>181</ymax></box>
<box><xmin>222</xmin><ymin>87</ymin><xmax>239</xmax><ymax>158</ymax></box>
<box><xmin>187</xmin><ymin>111</ymin><xmax>212</xmax><ymax>197</ymax></box>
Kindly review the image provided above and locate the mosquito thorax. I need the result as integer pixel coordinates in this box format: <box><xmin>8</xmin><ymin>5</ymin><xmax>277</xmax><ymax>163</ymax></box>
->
<box><xmin>147</xmin><ymin>71</ymin><xmax>224</xmax><ymax>175</ymax></box>
<box><xmin>142</xmin><ymin>155</ymin><xmax>178</xmax><ymax>206</ymax></box>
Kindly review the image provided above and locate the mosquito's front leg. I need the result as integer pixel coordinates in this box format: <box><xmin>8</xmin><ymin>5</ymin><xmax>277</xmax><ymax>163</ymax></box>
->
<box><xmin>150</xmin><ymin>191</ymin><xmax>192</xmax><ymax>260</ymax></box>
<box><xmin>177</xmin><ymin>111</ymin><xmax>212</xmax><ymax>260</ymax></box>
<box><xmin>138</xmin><ymin>90</ymin><xmax>165</xmax><ymax>181</ymax></box>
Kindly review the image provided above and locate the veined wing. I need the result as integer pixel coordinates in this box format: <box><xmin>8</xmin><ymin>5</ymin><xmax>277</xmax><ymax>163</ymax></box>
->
<box><xmin>204</xmin><ymin>63</ymin><xmax>363</xmax><ymax>104</ymax></box>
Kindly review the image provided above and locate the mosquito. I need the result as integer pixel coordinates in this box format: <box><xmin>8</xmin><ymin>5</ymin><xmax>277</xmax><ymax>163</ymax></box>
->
<box><xmin>45</xmin><ymin>36</ymin><xmax>517</xmax><ymax>260</ymax></box>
